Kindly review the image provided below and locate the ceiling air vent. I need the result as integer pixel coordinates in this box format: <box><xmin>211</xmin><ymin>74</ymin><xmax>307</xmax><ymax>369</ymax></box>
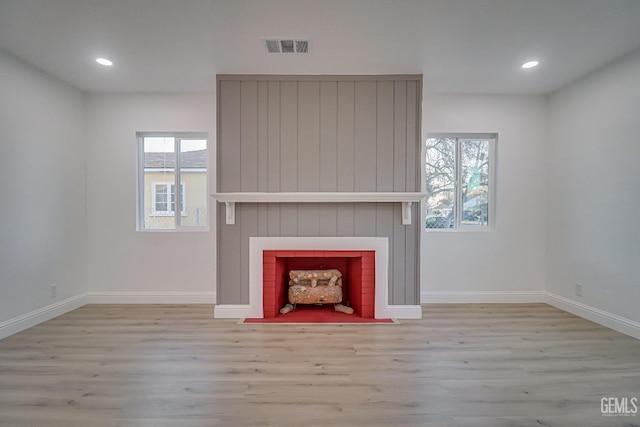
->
<box><xmin>265</xmin><ymin>39</ymin><xmax>309</xmax><ymax>53</ymax></box>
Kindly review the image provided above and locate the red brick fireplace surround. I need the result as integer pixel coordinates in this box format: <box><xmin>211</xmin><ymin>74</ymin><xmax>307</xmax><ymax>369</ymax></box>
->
<box><xmin>262</xmin><ymin>250</ymin><xmax>375</xmax><ymax>320</ymax></box>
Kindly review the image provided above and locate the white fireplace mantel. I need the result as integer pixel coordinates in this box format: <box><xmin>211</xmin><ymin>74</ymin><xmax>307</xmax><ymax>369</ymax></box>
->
<box><xmin>211</xmin><ymin>192</ymin><xmax>426</xmax><ymax>225</ymax></box>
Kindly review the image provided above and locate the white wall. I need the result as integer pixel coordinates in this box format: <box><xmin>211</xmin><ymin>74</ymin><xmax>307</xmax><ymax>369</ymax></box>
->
<box><xmin>421</xmin><ymin>93</ymin><xmax>548</xmax><ymax>302</ymax></box>
<box><xmin>0</xmin><ymin>51</ymin><xmax>87</xmax><ymax>326</ymax></box>
<box><xmin>547</xmin><ymin>49</ymin><xmax>640</xmax><ymax>324</ymax></box>
<box><xmin>85</xmin><ymin>93</ymin><xmax>217</xmax><ymax>302</ymax></box>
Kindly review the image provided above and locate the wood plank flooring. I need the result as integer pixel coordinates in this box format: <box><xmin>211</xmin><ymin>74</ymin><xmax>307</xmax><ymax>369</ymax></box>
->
<box><xmin>0</xmin><ymin>304</ymin><xmax>638</xmax><ymax>427</ymax></box>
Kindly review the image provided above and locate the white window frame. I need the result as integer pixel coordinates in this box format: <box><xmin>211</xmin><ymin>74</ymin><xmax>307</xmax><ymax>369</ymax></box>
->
<box><xmin>425</xmin><ymin>133</ymin><xmax>497</xmax><ymax>232</ymax></box>
<box><xmin>136</xmin><ymin>132</ymin><xmax>208</xmax><ymax>231</ymax></box>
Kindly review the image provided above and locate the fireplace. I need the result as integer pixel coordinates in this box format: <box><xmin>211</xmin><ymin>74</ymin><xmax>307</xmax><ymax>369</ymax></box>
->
<box><xmin>213</xmin><ymin>236</ymin><xmax>422</xmax><ymax>320</ymax></box>
<box><xmin>262</xmin><ymin>250</ymin><xmax>375</xmax><ymax>320</ymax></box>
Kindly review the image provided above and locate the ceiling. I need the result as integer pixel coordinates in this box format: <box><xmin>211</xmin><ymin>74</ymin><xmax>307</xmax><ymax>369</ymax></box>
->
<box><xmin>1</xmin><ymin>0</ymin><xmax>639</xmax><ymax>94</ymax></box>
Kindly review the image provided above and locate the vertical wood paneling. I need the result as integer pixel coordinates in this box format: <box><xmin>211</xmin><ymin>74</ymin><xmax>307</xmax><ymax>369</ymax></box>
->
<box><xmin>336</xmin><ymin>204</ymin><xmax>355</xmax><ymax>236</ymax></box>
<box><xmin>257</xmin><ymin>81</ymin><xmax>269</xmax><ymax>237</ymax></box>
<box><xmin>218</xmin><ymin>81</ymin><xmax>241</xmax><ymax>191</ymax></box>
<box><xmin>319</xmin><ymin>82</ymin><xmax>338</xmax><ymax>231</ymax></box>
<box><xmin>257</xmin><ymin>81</ymin><xmax>269</xmax><ymax>192</ymax></box>
<box><xmin>217</xmin><ymin>81</ymin><xmax>242</xmax><ymax>305</ymax></box>
<box><xmin>336</xmin><ymin>82</ymin><xmax>355</xmax><ymax>236</ymax></box>
<box><xmin>297</xmin><ymin>204</ymin><xmax>320</xmax><ymax>236</ymax></box>
<box><xmin>297</xmin><ymin>82</ymin><xmax>320</xmax><ymax>192</ymax></box>
<box><xmin>336</xmin><ymin>82</ymin><xmax>355</xmax><ymax>192</ymax></box>
<box><xmin>267</xmin><ymin>81</ymin><xmax>281</xmax><ymax>237</ymax></box>
<box><xmin>318</xmin><ymin>204</ymin><xmax>337</xmax><ymax>237</ymax></box>
<box><xmin>319</xmin><ymin>82</ymin><xmax>338</xmax><ymax>191</ymax></box>
<box><xmin>405</xmin><ymin>211</ymin><xmax>418</xmax><ymax>304</ymax></box>
<box><xmin>354</xmin><ymin>82</ymin><xmax>377</xmax><ymax>191</ymax></box>
<box><xmin>354</xmin><ymin>203</ymin><xmax>376</xmax><ymax>237</ymax></box>
<box><xmin>267</xmin><ymin>205</ymin><xmax>281</xmax><ymax>236</ymax></box>
<box><xmin>392</xmin><ymin>203</ymin><xmax>406</xmax><ymax>305</ymax></box>
<box><xmin>257</xmin><ymin>204</ymin><xmax>268</xmax><ymax>236</ymax></box>
<box><xmin>296</xmin><ymin>83</ymin><xmax>321</xmax><ymax>234</ymax></box>
<box><xmin>280</xmin><ymin>203</ymin><xmax>298</xmax><ymax>237</ymax></box>
<box><xmin>217</xmin><ymin>76</ymin><xmax>421</xmax><ymax>306</ymax></box>
<box><xmin>393</xmin><ymin>81</ymin><xmax>407</xmax><ymax>192</ymax></box>
<box><xmin>405</xmin><ymin>80</ymin><xmax>418</xmax><ymax>192</ymax></box>
<box><xmin>405</xmin><ymin>80</ymin><xmax>419</xmax><ymax>305</ymax></box>
<box><xmin>267</xmin><ymin>81</ymin><xmax>281</xmax><ymax>191</ymax></box>
<box><xmin>376</xmin><ymin>81</ymin><xmax>394</xmax><ymax>192</ymax></box>
<box><xmin>280</xmin><ymin>82</ymin><xmax>298</xmax><ymax>192</ymax></box>
<box><xmin>240</xmin><ymin>81</ymin><xmax>258</xmax><ymax>191</ymax></box>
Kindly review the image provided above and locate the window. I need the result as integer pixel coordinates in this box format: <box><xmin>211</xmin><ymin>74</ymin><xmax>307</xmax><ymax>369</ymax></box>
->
<box><xmin>137</xmin><ymin>133</ymin><xmax>208</xmax><ymax>231</ymax></box>
<box><xmin>425</xmin><ymin>134</ymin><xmax>496</xmax><ymax>230</ymax></box>
<box><xmin>151</xmin><ymin>182</ymin><xmax>185</xmax><ymax>215</ymax></box>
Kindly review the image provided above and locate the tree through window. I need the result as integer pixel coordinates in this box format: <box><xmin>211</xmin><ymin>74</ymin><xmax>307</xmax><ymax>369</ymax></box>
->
<box><xmin>425</xmin><ymin>134</ymin><xmax>495</xmax><ymax>230</ymax></box>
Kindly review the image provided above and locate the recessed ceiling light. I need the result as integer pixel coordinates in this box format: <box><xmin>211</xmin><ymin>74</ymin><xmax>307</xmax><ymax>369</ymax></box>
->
<box><xmin>521</xmin><ymin>60</ymin><xmax>539</xmax><ymax>69</ymax></box>
<box><xmin>96</xmin><ymin>57</ymin><xmax>113</xmax><ymax>66</ymax></box>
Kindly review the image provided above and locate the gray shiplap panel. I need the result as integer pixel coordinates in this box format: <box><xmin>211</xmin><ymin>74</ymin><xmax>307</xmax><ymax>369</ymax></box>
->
<box><xmin>217</xmin><ymin>76</ymin><xmax>422</xmax><ymax>306</ymax></box>
<box><xmin>318</xmin><ymin>204</ymin><xmax>337</xmax><ymax>237</ymax></box>
<box><xmin>280</xmin><ymin>82</ymin><xmax>298</xmax><ymax>192</ymax></box>
<box><xmin>218</xmin><ymin>81</ymin><xmax>241</xmax><ymax>192</ymax></box>
<box><xmin>393</xmin><ymin>80</ymin><xmax>407</xmax><ymax>192</ymax></box>
<box><xmin>336</xmin><ymin>204</ymin><xmax>354</xmax><ymax>236</ymax></box>
<box><xmin>354</xmin><ymin>203</ymin><xmax>376</xmax><ymax>237</ymax></box>
<box><xmin>267</xmin><ymin>81</ymin><xmax>281</xmax><ymax>192</ymax></box>
<box><xmin>280</xmin><ymin>203</ymin><xmax>298</xmax><ymax>237</ymax></box>
<box><xmin>257</xmin><ymin>204</ymin><xmax>268</xmax><ymax>237</ymax></box>
<box><xmin>354</xmin><ymin>82</ymin><xmax>377</xmax><ymax>191</ymax></box>
<box><xmin>240</xmin><ymin>81</ymin><xmax>259</xmax><ymax>191</ymax></box>
<box><xmin>336</xmin><ymin>82</ymin><xmax>355</xmax><ymax>192</ymax></box>
<box><xmin>405</xmin><ymin>206</ymin><xmax>418</xmax><ymax>304</ymax></box>
<box><xmin>405</xmin><ymin>80</ymin><xmax>418</xmax><ymax>192</ymax></box>
<box><xmin>239</xmin><ymin>203</ymin><xmax>258</xmax><ymax>304</ymax></box>
<box><xmin>257</xmin><ymin>81</ymin><xmax>269</xmax><ymax>192</ymax></box>
<box><xmin>319</xmin><ymin>81</ymin><xmax>338</xmax><ymax>191</ymax></box>
<box><xmin>376</xmin><ymin>81</ymin><xmax>394</xmax><ymax>192</ymax></box>
<box><xmin>297</xmin><ymin>82</ymin><xmax>320</xmax><ymax>192</ymax></box>
<box><xmin>217</xmin><ymin>204</ymin><xmax>241</xmax><ymax>304</ymax></box>
<box><xmin>297</xmin><ymin>204</ymin><xmax>321</xmax><ymax>236</ymax></box>
<box><xmin>267</xmin><ymin>204</ymin><xmax>280</xmax><ymax>236</ymax></box>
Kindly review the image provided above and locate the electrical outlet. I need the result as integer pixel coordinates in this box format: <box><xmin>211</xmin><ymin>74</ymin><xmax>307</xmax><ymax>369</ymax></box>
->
<box><xmin>575</xmin><ymin>283</ymin><xmax>583</xmax><ymax>297</ymax></box>
<box><xmin>50</xmin><ymin>284</ymin><xmax>57</xmax><ymax>299</ymax></box>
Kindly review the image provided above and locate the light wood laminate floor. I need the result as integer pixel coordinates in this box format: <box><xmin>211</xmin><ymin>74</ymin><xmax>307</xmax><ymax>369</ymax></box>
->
<box><xmin>0</xmin><ymin>304</ymin><xmax>638</xmax><ymax>427</ymax></box>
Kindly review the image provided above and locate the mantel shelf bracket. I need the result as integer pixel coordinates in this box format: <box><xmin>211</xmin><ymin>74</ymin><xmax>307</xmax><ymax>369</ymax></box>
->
<box><xmin>224</xmin><ymin>201</ymin><xmax>235</xmax><ymax>225</ymax></box>
<box><xmin>401</xmin><ymin>201</ymin><xmax>412</xmax><ymax>226</ymax></box>
<box><xmin>211</xmin><ymin>192</ymin><xmax>426</xmax><ymax>226</ymax></box>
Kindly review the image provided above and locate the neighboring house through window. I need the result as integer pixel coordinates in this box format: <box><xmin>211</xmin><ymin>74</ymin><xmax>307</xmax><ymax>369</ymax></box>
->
<box><xmin>425</xmin><ymin>134</ymin><xmax>496</xmax><ymax>230</ymax></box>
<box><xmin>137</xmin><ymin>133</ymin><xmax>208</xmax><ymax>231</ymax></box>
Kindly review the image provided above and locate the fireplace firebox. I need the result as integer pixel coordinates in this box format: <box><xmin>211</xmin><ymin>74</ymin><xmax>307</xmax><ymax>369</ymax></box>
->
<box><xmin>263</xmin><ymin>251</ymin><xmax>375</xmax><ymax>320</ymax></box>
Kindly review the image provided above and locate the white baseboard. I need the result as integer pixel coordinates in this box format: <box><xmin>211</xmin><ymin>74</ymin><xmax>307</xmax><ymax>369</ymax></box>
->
<box><xmin>214</xmin><ymin>304</ymin><xmax>257</xmax><ymax>318</ymax></box>
<box><xmin>86</xmin><ymin>292</ymin><xmax>216</xmax><ymax>304</ymax></box>
<box><xmin>379</xmin><ymin>305</ymin><xmax>422</xmax><ymax>319</ymax></box>
<box><xmin>545</xmin><ymin>292</ymin><xmax>640</xmax><ymax>340</ymax></box>
<box><xmin>421</xmin><ymin>291</ymin><xmax>546</xmax><ymax>304</ymax></box>
<box><xmin>0</xmin><ymin>294</ymin><xmax>87</xmax><ymax>340</ymax></box>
